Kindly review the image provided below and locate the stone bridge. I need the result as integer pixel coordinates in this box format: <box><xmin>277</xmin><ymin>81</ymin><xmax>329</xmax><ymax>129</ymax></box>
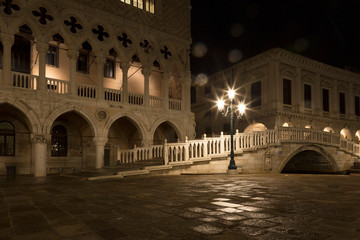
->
<box><xmin>117</xmin><ymin>127</ymin><xmax>359</xmax><ymax>174</ymax></box>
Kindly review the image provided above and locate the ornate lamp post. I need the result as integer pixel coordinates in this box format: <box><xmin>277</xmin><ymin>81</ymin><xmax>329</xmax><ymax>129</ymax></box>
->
<box><xmin>217</xmin><ymin>89</ymin><xmax>246</xmax><ymax>171</ymax></box>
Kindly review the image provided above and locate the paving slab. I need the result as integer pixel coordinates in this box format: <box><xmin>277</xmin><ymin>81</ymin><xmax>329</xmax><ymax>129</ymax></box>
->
<box><xmin>0</xmin><ymin>174</ymin><xmax>360</xmax><ymax>239</ymax></box>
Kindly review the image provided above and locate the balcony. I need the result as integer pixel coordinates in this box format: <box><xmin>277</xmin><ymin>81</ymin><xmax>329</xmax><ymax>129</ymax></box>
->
<box><xmin>5</xmin><ymin>71</ymin><xmax>183</xmax><ymax>111</ymax></box>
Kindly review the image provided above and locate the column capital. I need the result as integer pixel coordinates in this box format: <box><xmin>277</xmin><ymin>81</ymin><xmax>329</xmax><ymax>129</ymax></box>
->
<box><xmin>0</xmin><ymin>32</ymin><xmax>14</xmax><ymax>46</ymax></box>
<box><xmin>120</xmin><ymin>62</ymin><xmax>130</xmax><ymax>71</ymax></box>
<box><xmin>67</xmin><ymin>49</ymin><xmax>79</xmax><ymax>60</ymax></box>
<box><xmin>31</xmin><ymin>134</ymin><xmax>50</xmax><ymax>144</ymax></box>
<box><xmin>93</xmin><ymin>137</ymin><xmax>108</xmax><ymax>146</ymax></box>
<box><xmin>36</xmin><ymin>42</ymin><xmax>48</xmax><ymax>52</ymax></box>
<box><xmin>141</xmin><ymin>66</ymin><xmax>152</xmax><ymax>77</ymax></box>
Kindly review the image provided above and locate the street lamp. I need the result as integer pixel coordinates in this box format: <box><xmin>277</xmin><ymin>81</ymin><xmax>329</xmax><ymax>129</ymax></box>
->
<box><xmin>217</xmin><ymin>89</ymin><xmax>246</xmax><ymax>171</ymax></box>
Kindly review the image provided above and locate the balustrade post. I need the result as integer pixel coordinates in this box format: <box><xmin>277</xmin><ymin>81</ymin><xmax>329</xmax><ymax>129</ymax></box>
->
<box><xmin>31</xmin><ymin>134</ymin><xmax>50</xmax><ymax>177</ymax></box>
<box><xmin>36</xmin><ymin>42</ymin><xmax>48</xmax><ymax>92</ymax></box>
<box><xmin>67</xmin><ymin>50</ymin><xmax>78</xmax><ymax>95</ymax></box>
<box><xmin>202</xmin><ymin>134</ymin><xmax>208</xmax><ymax>157</ymax></box>
<box><xmin>184</xmin><ymin>136</ymin><xmax>189</xmax><ymax>161</ymax></box>
<box><xmin>163</xmin><ymin>139</ymin><xmax>169</xmax><ymax>165</ymax></box>
<box><xmin>220</xmin><ymin>131</ymin><xmax>225</xmax><ymax>154</ymax></box>
<box><xmin>0</xmin><ymin>33</ymin><xmax>14</xmax><ymax>89</ymax></box>
<box><xmin>235</xmin><ymin>129</ymin><xmax>240</xmax><ymax>150</ymax></box>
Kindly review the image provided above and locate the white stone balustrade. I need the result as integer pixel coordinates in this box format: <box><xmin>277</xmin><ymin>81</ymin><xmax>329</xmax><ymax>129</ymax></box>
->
<box><xmin>12</xmin><ymin>72</ymin><xmax>37</xmax><ymax>90</ymax></box>
<box><xmin>150</xmin><ymin>95</ymin><xmax>164</xmax><ymax>108</ymax></box>
<box><xmin>77</xmin><ymin>83</ymin><xmax>97</xmax><ymax>98</ymax></box>
<box><xmin>117</xmin><ymin>126</ymin><xmax>360</xmax><ymax>167</ymax></box>
<box><xmin>47</xmin><ymin>78</ymin><xmax>68</xmax><ymax>94</ymax></box>
<box><xmin>169</xmin><ymin>99</ymin><xmax>181</xmax><ymax>111</ymax></box>
<box><xmin>128</xmin><ymin>92</ymin><xmax>144</xmax><ymax>105</ymax></box>
<box><xmin>104</xmin><ymin>88</ymin><xmax>122</xmax><ymax>102</ymax></box>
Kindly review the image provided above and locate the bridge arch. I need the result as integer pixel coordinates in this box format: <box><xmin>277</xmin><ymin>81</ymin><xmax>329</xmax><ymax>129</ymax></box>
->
<box><xmin>279</xmin><ymin>144</ymin><xmax>340</xmax><ymax>174</ymax></box>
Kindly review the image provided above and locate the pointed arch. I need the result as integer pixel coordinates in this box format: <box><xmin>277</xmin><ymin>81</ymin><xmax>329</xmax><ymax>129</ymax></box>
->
<box><xmin>43</xmin><ymin>104</ymin><xmax>99</xmax><ymax>137</ymax></box>
<box><xmin>150</xmin><ymin>118</ymin><xmax>182</xmax><ymax>143</ymax></box>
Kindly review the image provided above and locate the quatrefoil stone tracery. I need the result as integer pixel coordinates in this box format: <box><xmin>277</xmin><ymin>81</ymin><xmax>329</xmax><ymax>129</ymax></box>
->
<box><xmin>32</xmin><ymin>7</ymin><xmax>53</xmax><ymax>25</ymax></box>
<box><xmin>1</xmin><ymin>0</ymin><xmax>19</xmax><ymax>15</ymax></box>
<box><xmin>64</xmin><ymin>16</ymin><xmax>83</xmax><ymax>34</ymax></box>
<box><xmin>117</xmin><ymin>33</ymin><xmax>132</xmax><ymax>48</ymax></box>
<box><xmin>92</xmin><ymin>25</ymin><xmax>109</xmax><ymax>41</ymax></box>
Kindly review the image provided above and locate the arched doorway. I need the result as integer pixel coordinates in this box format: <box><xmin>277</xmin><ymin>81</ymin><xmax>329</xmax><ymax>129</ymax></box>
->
<box><xmin>0</xmin><ymin>103</ymin><xmax>33</xmax><ymax>175</ymax></box>
<box><xmin>153</xmin><ymin>121</ymin><xmax>179</xmax><ymax>145</ymax></box>
<box><xmin>281</xmin><ymin>149</ymin><xmax>338</xmax><ymax>174</ymax></box>
<box><xmin>49</xmin><ymin>111</ymin><xmax>95</xmax><ymax>173</ymax></box>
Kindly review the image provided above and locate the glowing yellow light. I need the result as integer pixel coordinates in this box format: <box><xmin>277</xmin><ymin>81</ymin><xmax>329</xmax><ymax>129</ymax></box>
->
<box><xmin>238</xmin><ymin>102</ymin><xmax>246</xmax><ymax>115</ymax></box>
<box><xmin>217</xmin><ymin>99</ymin><xmax>225</xmax><ymax>111</ymax></box>
<box><xmin>228</xmin><ymin>89</ymin><xmax>235</xmax><ymax>100</ymax></box>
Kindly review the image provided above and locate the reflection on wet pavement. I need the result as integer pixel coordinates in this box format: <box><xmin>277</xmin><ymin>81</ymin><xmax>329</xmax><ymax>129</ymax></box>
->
<box><xmin>1</xmin><ymin>174</ymin><xmax>360</xmax><ymax>239</ymax></box>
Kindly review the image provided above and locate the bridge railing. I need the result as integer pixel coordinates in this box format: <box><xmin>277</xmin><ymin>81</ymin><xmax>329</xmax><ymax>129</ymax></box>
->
<box><xmin>117</xmin><ymin>127</ymin><xmax>360</xmax><ymax>166</ymax></box>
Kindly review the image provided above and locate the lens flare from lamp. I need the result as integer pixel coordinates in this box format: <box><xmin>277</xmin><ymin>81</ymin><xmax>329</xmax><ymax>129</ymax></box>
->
<box><xmin>238</xmin><ymin>102</ymin><xmax>246</xmax><ymax>115</ymax></box>
<box><xmin>217</xmin><ymin>99</ymin><xmax>225</xmax><ymax>111</ymax></box>
<box><xmin>228</xmin><ymin>89</ymin><xmax>235</xmax><ymax>100</ymax></box>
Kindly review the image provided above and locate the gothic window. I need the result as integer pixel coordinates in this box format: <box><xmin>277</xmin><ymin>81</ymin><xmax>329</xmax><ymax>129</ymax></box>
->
<box><xmin>77</xmin><ymin>53</ymin><xmax>88</xmax><ymax>73</ymax></box>
<box><xmin>251</xmin><ymin>81</ymin><xmax>261</xmax><ymax>108</ymax></box>
<box><xmin>120</xmin><ymin>0</ymin><xmax>155</xmax><ymax>13</ymax></box>
<box><xmin>355</xmin><ymin>96</ymin><xmax>360</xmax><ymax>117</ymax></box>
<box><xmin>304</xmin><ymin>84</ymin><xmax>312</xmax><ymax>109</ymax></box>
<box><xmin>104</xmin><ymin>59</ymin><xmax>115</xmax><ymax>78</ymax></box>
<box><xmin>0</xmin><ymin>121</ymin><xmax>15</xmax><ymax>156</ymax></box>
<box><xmin>283</xmin><ymin>79</ymin><xmax>292</xmax><ymax>105</ymax></box>
<box><xmin>46</xmin><ymin>45</ymin><xmax>58</xmax><ymax>67</ymax></box>
<box><xmin>339</xmin><ymin>92</ymin><xmax>346</xmax><ymax>114</ymax></box>
<box><xmin>322</xmin><ymin>89</ymin><xmax>329</xmax><ymax>112</ymax></box>
<box><xmin>11</xmin><ymin>35</ymin><xmax>31</xmax><ymax>73</ymax></box>
<box><xmin>51</xmin><ymin>125</ymin><xmax>67</xmax><ymax>157</ymax></box>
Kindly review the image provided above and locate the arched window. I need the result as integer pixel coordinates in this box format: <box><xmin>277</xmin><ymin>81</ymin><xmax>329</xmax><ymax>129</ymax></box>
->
<box><xmin>51</xmin><ymin>125</ymin><xmax>67</xmax><ymax>157</ymax></box>
<box><xmin>0</xmin><ymin>121</ymin><xmax>15</xmax><ymax>156</ymax></box>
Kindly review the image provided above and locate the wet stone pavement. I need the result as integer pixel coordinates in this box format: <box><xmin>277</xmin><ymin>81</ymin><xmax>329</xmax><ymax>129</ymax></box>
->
<box><xmin>0</xmin><ymin>174</ymin><xmax>360</xmax><ymax>240</ymax></box>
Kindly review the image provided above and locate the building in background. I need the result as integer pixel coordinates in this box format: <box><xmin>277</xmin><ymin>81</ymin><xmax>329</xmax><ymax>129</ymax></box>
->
<box><xmin>0</xmin><ymin>0</ymin><xmax>194</xmax><ymax>176</ymax></box>
<box><xmin>192</xmin><ymin>48</ymin><xmax>360</xmax><ymax>141</ymax></box>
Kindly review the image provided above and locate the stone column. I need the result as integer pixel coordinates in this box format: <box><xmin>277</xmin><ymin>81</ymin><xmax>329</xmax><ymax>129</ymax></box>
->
<box><xmin>268</xmin><ymin>60</ymin><xmax>280</xmax><ymax>111</ymax></box>
<box><xmin>295</xmin><ymin>67</ymin><xmax>302</xmax><ymax>113</ymax></box>
<box><xmin>120</xmin><ymin>62</ymin><xmax>130</xmax><ymax>104</ymax></box>
<box><xmin>36</xmin><ymin>42</ymin><xmax>48</xmax><ymax>91</ymax></box>
<box><xmin>96</xmin><ymin>56</ymin><xmax>106</xmax><ymax>100</ymax></box>
<box><xmin>348</xmin><ymin>82</ymin><xmax>354</xmax><ymax>119</ymax></box>
<box><xmin>0</xmin><ymin>33</ymin><xmax>14</xmax><ymax>89</ymax></box>
<box><xmin>182</xmin><ymin>71</ymin><xmax>191</xmax><ymax>112</ymax></box>
<box><xmin>67</xmin><ymin>50</ymin><xmax>78</xmax><ymax>95</ymax></box>
<box><xmin>31</xmin><ymin>135</ymin><xmax>49</xmax><ymax>177</ymax></box>
<box><xmin>314</xmin><ymin>74</ymin><xmax>321</xmax><ymax>115</ymax></box>
<box><xmin>163</xmin><ymin>72</ymin><xmax>170</xmax><ymax>110</ymax></box>
<box><xmin>94</xmin><ymin>137</ymin><xmax>108</xmax><ymax>169</ymax></box>
<box><xmin>142</xmin><ymin>66</ymin><xmax>151</xmax><ymax>106</ymax></box>
<box><xmin>331</xmin><ymin>80</ymin><xmax>338</xmax><ymax>117</ymax></box>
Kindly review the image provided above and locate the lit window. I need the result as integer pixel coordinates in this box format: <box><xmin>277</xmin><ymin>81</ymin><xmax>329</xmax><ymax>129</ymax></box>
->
<box><xmin>104</xmin><ymin>59</ymin><xmax>115</xmax><ymax>78</ymax></box>
<box><xmin>51</xmin><ymin>125</ymin><xmax>67</xmax><ymax>157</ymax></box>
<box><xmin>46</xmin><ymin>45</ymin><xmax>59</xmax><ymax>67</ymax></box>
<box><xmin>0</xmin><ymin>121</ymin><xmax>15</xmax><ymax>156</ymax></box>
<box><xmin>120</xmin><ymin>0</ymin><xmax>155</xmax><ymax>13</ymax></box>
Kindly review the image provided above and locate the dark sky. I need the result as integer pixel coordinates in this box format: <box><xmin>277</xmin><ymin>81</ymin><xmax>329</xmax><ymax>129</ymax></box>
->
<box><xmin>190</xmin><ymin>0</ymin><xmax>360</xmax><ymax>77</ymax></box>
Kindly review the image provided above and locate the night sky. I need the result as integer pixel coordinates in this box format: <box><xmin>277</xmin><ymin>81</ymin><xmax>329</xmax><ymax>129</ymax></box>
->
<box><xmin>190</xmin><ymin>0</ymin><xmax>360</xmax><ymax>79</ymax></box>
